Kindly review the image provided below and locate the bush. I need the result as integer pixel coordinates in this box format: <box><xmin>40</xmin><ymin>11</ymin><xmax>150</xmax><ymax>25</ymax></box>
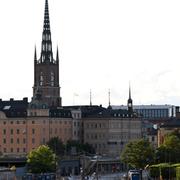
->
<box><xmin>149</xmin><ymin>163</ymin><xmax>176</xmax><ymax>178</ymax></box>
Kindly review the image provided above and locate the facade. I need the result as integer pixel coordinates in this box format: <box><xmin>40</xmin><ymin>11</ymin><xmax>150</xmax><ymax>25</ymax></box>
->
<box><xmin>83</xmin><ymin>107</ymin><xmax>142</xmax><ymax>156</ymax></box>
<box><xmin>0</xmin><ymin>98</ymin><xmax>72</xmax><ymax>155</ymax></box>
<box><xmin>146</xmin><ymin>128</ymin><xmax>158</xmax><ymax>149</ymax></box>
<box><xmin>157</xmin><ymin>119</ymin><xmax>180</xmax><ymax>147</ymax></box>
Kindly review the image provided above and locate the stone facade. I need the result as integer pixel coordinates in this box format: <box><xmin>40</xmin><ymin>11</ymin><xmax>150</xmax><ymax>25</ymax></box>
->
<box><xmin>83</xmin><ymin>108</ymin><xmax>142</xmax><ymax>156</ymax></box>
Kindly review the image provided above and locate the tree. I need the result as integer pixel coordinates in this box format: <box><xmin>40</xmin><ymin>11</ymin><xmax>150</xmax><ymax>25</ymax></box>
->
<box><xmin>66</xmin><ymin>140</ymin><xmax>95</xmax><ymax>155</ymax></box>
<box><xmin>47</xmin><ymin>137</ymin><xmax>65</xmax><ymax>156</ymax></box>
<box><xmin>121</xmin><ymin>139</ymin><xmax>154</xmax><ymax>169</ymax></box>
<box><xmin>156</xmin><ymin>133</ymin><xmax>180</xmax><ymax>163</ymax></box>
<box><xmin>27</xmin><ymin>145</ymin><xmax>56</xmax><ymax>173</ymax></box>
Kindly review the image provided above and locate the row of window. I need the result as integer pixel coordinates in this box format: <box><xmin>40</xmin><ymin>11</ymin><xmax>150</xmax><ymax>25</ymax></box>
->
<box><xmin>110</xmin><ymin>122</ymin><xmax>140</xmax><ymax>129</ymax></box>
<box><xmin>72</xmin><ymin>113</ymin><xmax>81</xmax><ymax>119</ymax></box>
<box><xmin>73</xmin><ymin>121</ymin><xmax>82</xmax><ymax>127</ymax></box>
<box><xmin>3</xmin><ymin>147</ymin><xmax>26</xmax><ymax>153</ymax></box>
<box><xmin>113</xmin><ymin>113</ymin><xmax>133</xmax><ymax>118</ymax></box>
<box><xmin>48</xmin><ymin>128</ymin><xmax>71</xmax><ymax>134</ymax></box>
<box><xmin>109</xmin><ymin>133</ymin><xmax>141</xmax><ymax>139</ymax></box>
<box><xmin>74</xmin><ymin>130</ymin><xmax>80</xmax><ymax>136</ymax></box>
<box><xmin>86</xmin><ymin>132</ymin><xmax>141</xmax><ymax>140</ymax></box>
<box><xmin>86</xmin><ymin>133</ymin><xmax>106</xmax><ymax>140</ymax></box>
<box><xmin>3</xmin><ymin>138</ymin><xmax>35</xmax><ymax>144</ymax></box>
<box><xmin>86</xmin><ymin>123</ymin><xmax>106</xmax><ymax>129</ymax></box>
<box><xmin>2</xmin><ymin>127</ymin><xmax>72</xmax><ymax>136</ymax></box>
<box><xmin>1</xmin><ymin>119</ymin><xmax>72</xmax><ymax>125</ymax></box>
<box><xmin>2</xmin><ymin>120</ymin><xmax>35</xmax><ymax>125</ymax></box>
<box><xmin>2</xmin><ymin>129</ymin><xmax>35</xmax><ymax>135</ymax></box>
<box><xmin>136</xmin><ymin>109</ymin><xmax>168</xmax><ymax>118</ymax></box>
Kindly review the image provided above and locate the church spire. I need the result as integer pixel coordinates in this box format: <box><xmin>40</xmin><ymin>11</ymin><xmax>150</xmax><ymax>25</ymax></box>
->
<box><xmin>43</xmin><ymin>0</ymin><xmax>50</xmax><ymax>31</ymax></box>
<box><xmin>129</xmin><ymin>83</ymin><xmax>131</xmax><ymax>100</ymax></box>
<box><xmin>108</xmin><ymin>89</ymin><xmax>112</xmax><ymax>109</ymax></box>
<box><xmin>127</xmin><ymin>83</ymin><xmax>133</xmax><ymax>112</ymax></box>
<box><xmin>40</xmin><ymin>0</ymin><xmax>54</xmax><ymax>63</ymax></box>
<box><xmin>90</xmin><ymin>89</ymin><xmax>92</xmax><ymax>106</ymax></box>
<box><xmin>56</xmin><ymin>46</ymin><xmax>59</xmax><ymax>62</ymax></box>
<box><xmin>34</xmin><ymin>45</ymin><xmax>37</xmax><ymax>61</ymax></box>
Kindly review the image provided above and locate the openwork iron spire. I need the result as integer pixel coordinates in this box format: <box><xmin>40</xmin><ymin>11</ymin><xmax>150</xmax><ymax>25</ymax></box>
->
<box><xmin>44</xmin><ymin>0</ymin><xmax>50</xmax><ymax>31</ymax></box>
<box><xmin>40</xmin><ymin>0</ymin><xmax>54</xmax><ymax>63</ymax></box>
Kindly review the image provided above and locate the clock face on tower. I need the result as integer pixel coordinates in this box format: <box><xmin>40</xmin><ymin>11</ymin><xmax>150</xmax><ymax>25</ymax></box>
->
<box><xmin>128</xmin><ymin>103</ymin><xmax>132</xmax><ymax>107</ymax></box>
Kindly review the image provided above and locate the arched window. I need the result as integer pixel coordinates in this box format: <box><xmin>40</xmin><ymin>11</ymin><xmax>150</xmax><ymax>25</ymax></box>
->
<box><xmin>40</xmin><ymin>72</ymin><xmax>43</xmax><ymax>86</ymax></box>
<box><xmin>50</xmin><ymin>72</ymin><xmax>54</xmax><ymax>86</ymax></box>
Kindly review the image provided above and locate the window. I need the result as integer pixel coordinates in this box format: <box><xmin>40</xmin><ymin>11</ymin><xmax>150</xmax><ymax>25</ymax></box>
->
<box><xmin>3</xmin><ymin>129</ymin><xmax>6</xmax><ymax>135</ymax></box>
<box><xmin>3</xmin><ymin>121</ymin><xmax>6</xmax><ymax>125</ymax></box>
<box><xmin>17</xmin><ymin>148</ymin><xmax>19</xmax><ymax>153</ymax></box>
<box><xmin>17</xmin><ymin>138</ymin><xmax>20</xmax><ymax>144</ymax></box>
<box><xmin>11</xmin><ymin>148</ymin><xmax>13</xmax><ymax>153</ymax></box>
<box><xmin>32</xmin><ymin>121</ymin><xmax>35</xmax><ymax>124</ymax></box>
<box><xmin>10</xmin><ymin>121</ymin><xmax>13</xmax><ymax>124</ymax></box>
<box><xmin>11</xmin><ymin>138</ymin><xmax>13</xmax><ymax>144</ymax></box>
<box><xmin>3</xmin><ymin>148</ymin><xmax>6</xmax><ymax>153</ymax></box>
<box><xmin>3</xmin><ymin>139</ymin><xmax>6</xmax><ymax>144</ymax></box>
<box><xmin>11</xmin><ymin>129</ymin><xmax>13</xmax><ymax>135</ymax></box>
<box><xmin>17</xmin><ymin>129</ymin><xmax>20</xmax><ymax>134</ymax></box>
<box><xmin>50</xmin><ymin>72</ymin><xmax>54</xmax><ymax>86</ymax></box>
<box><xmin>23</xmin><ymin>148</ymin><xmax>26</xmax><ymax>152</ymax></box>
<box><xmin>23</xmin><ymin>138</ymin><xmax>26</xmax><ymax>144</ymax></box>
<box><xmin>17</xmin><ymin>121</ymin><xmax>19</xmax><ymax>124</ymax></box>
<box><xmin>32</xmin><ymin>129</ymin><xmax>35</xmax><ymax>134</ymax></box>
<box><xmin>32</xmin><ymin>138</ymin><xmax>35</xmax><ymax>144</ymax></box>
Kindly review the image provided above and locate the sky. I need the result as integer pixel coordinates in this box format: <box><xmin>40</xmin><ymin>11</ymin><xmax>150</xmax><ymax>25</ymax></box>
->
<box><xmin>0</xmin><ymin>0</ymin><xmax>180</xmax><ymax>107</ymax></box>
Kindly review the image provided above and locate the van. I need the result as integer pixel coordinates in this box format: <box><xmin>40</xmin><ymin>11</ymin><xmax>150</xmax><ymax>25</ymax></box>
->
<box><xmin>128</xmin><ymin>170</ymin><xmax>141</xmax><ymax>180</ymax></box>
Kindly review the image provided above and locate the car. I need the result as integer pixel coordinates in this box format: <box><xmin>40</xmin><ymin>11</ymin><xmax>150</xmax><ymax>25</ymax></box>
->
<box><xmin>128</xmin><ymin>169</ymin><xmax>141</xmax><ymax>180</ymax></box>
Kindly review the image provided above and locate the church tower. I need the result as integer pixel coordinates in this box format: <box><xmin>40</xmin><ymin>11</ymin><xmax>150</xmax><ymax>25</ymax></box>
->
<box><xmin>32</xmin><ymin>0</ymin><xmax>61</xmax><ymax>108</ymax></box>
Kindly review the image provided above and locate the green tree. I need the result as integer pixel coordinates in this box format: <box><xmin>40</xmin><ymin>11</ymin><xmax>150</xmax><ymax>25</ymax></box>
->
<box><xmin>156</xmin><ymin>133</ymin><xmax>180</xmax><ymax>163</ymax></box>
<box><xmin>47</xmin><ymin>137</ymin><xmax>65</xmax><ymax>156</ymax></box>
<box><xmin>27</xmin><ymin>145</ymin><xmax>56</xmax><ymax>173</ymax></box>
<box><xmin>66</xmin><ymin>140</ymin><xmax>95</xmax><ymax>155</ymax></box>
<box><xmin>121</xmin><ymin>139</ymin><xmax>154</xmax><ymax>169</ymax></box>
